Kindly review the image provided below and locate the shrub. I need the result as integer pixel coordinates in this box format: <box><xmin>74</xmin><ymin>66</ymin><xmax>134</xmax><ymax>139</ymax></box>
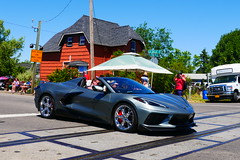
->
<box><xmin>16</xmin><ymin>69</ymin><xmax>32</xmax><ymax>81</ymax></box>
<box><xmin>47</xmin><ymin>68</ymin><xmax>79</xmax><ymax>82</ymax></box>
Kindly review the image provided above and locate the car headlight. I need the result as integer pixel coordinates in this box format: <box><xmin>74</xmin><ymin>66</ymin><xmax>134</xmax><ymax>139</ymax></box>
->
<box><xmin>226</xmin><ymin>86</ymin><xmax>232</xmax><ymax>91</ymax></box>
<box><xmin>134</xmin><ymin>97</ymin><xmax>168</xmax><ymax>108</ymax></box>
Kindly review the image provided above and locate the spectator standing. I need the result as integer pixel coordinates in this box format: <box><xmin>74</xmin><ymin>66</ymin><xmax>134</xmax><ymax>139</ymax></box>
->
<box><xmin>141</xmin><ymin>72</ymin><xmax>150</xmax><ymax>88</ymax></box>
<box><xmin>174</xmin><ymin>73</ymin><xmax>186</xmax><ymax>96</ymax></box>
<box><xmin>83</xmin><ymin>71</ymin><xmax>90</xmax><ymax>80</ymax></box>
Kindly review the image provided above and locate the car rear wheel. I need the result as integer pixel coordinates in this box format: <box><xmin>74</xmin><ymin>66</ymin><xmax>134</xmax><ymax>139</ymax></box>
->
<box><xmin>113</xmin><ymin>103</ymin><xmax>137</xmax><ymax>132</ymax></box>
<box><xmin>39</xmin><ymin>95</ymin><xmax>55</xmax><ymax>118</ymax></box>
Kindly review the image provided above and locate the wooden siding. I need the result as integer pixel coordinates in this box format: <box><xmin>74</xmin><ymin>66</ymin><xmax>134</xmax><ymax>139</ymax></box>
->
<box><xmin>40</xmin><ymin>61</ymin><xmax>63</xmax><ymax>80</ymax></box>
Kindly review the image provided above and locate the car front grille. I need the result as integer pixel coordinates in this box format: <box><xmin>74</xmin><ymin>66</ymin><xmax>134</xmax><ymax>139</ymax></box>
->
<box><xmin>169</xmin><ymin>114</ymin><xmax>194</xmax><ymax>125</ymax></box>
<box><xmin>209</xmin><ymin>86</ymin><xmax>225</xmax><ymax>94</ymax></box>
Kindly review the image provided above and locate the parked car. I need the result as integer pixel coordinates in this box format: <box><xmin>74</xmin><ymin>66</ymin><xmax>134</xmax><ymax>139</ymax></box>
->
<box><xmin>34</xmin><ymin>77</ymin><xmax>196</xmax><ymax>132</ymax></box>
<box><xmin>207</xmin><ymin>63</ymin><xmax>240</xmax><ymax>102</ymax></box>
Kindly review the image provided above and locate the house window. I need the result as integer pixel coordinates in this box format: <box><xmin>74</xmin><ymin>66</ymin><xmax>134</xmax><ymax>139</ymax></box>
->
<box><xmin>67</xmin><ymin>37</ymin><xmax>73</xmax><ymax>47</ymax></box>
<box><xmin>130</xmin><ymin>40</ymin><xmax>136</xmax><ymax>52</ymax></box>
<box><xmin>79</xmin><ymin>35</ymin><xmax>86</xmax><ymax>46</ymax></box>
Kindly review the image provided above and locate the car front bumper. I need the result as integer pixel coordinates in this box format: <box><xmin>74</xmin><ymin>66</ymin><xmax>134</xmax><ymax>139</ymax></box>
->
<box><xmin>138</xmin><ymin>112</ymin><xmax>196</xmax><ymax>131</ymax></box>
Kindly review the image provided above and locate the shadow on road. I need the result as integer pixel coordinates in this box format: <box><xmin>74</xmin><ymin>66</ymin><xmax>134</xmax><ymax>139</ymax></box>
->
<box><xmin>205</xmin><ymin>100</ymin><xmax>240</xmax><ymax>103</ymax></box>
<box><xmin>36</xmin><ymin>115</ymin><xmax>197</xmax><ymax>137</ymax></box>
<box><xmin>138</xmin><ymin>128</ymin><xmax>196</xmax><ymax>136</ymax></box>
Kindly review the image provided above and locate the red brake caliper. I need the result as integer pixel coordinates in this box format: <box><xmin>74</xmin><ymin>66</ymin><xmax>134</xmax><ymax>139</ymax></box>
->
<box><xmin>118</xmin><ymin>110</ymin><xmax>123</xmax><ymax>123</ymax></box>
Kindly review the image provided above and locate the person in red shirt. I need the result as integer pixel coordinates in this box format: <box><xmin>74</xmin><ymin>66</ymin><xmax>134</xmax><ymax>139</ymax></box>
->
<box><xmin>83</xmin><ymin>71</ymin><xmax>90</xmax><ymax>80</ymax></box>
<box><xmin>174</xmin><ymin>73</ymin><xmax>186</xmax><ymax>96</ymax></box>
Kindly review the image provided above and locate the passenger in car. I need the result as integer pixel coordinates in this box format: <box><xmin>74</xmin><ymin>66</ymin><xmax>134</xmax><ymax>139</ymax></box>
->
<box><xmin>87</xmin><ymin>78</ymin><xmax>100</xmax><ymax>90</ymax></box>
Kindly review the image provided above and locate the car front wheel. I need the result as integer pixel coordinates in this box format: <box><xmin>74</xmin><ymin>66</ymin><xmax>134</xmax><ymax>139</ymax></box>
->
<box><xmin>232</xmin><ymin>91</ymin><xmax>239</xmax><ymax>102</ymax></box>
<box><xmin>39</xmin><ymin>95</ymin><xmax>55</xmax><ymax>118</ymax></box>
<box><xmin>113</xmin><ymin>103</ymin><xmax>137</xmax><ymax>132</ymax></box>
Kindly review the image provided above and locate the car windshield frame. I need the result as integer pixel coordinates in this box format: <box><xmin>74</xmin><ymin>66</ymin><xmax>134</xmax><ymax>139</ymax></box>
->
<box><xmin>213</xmin><ymin>75</ymin><xmax>237</xmax><ymax>84</ymax></box>
<box><xmin>102</xmin><ymin>77</ymin><xmax>155</xmax><ymax>94</ymax></box>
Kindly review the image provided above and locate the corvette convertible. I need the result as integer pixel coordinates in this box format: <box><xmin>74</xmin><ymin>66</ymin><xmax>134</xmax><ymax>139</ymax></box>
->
<box><xmin>34</xmin><ymin>77</ymin><xmax>196</xmax><ymax>132</ymax></box>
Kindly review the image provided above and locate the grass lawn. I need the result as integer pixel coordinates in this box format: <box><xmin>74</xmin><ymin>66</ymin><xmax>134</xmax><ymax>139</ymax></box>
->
<box><xmin>187</xmin><ymin>93</ymin><xmax>207</xmax><ymax>103</ymax></box>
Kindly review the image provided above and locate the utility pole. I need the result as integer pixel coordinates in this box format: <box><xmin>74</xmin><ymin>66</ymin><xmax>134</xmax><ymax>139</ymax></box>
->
<box><xmin>89</xmin><ymin>0</ymin><xmax>95</xmax><ymax>79</ymax></box>
<box><xmin>31</xmin><ymin>21</ymin><xmax>42</xmax><ymax>94</ymax></box>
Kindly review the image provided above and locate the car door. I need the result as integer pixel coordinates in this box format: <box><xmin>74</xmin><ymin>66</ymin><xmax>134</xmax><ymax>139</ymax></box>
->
<box><xmin>72</xmin><ymin>87</ymin><xmax>105</xmax><ymax>111</ymax></box>
<box><xmin>68</xmin><ymin>77</ymin><xmax>110</xmax><ymax>119</ymax></box>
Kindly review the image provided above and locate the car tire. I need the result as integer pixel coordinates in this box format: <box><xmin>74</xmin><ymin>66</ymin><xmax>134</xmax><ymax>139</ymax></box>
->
<box><xmin>39</xmin><ymin>94</ymin><xmax>55</xmax><ymax>118</ymax></box>
<box><xmin>113</xmin><ymin>103</ymin><xmax>138</xmax><ymax>133</ymax></box>
<box><xmin>232</xmin><ymin>92</ymin><xmax>239</xmax><ymax>102</ymax></box>
<box><xmin>209</xmin><ymin>98</ymin><xmax>215</xmax><ymax>102</ymax></box>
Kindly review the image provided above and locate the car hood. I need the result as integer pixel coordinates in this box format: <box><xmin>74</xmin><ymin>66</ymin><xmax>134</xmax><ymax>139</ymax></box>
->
<box><xmin>133</xmin><ymin>93</ymin><xmax>194</xmax><ymax>113</ymax></box>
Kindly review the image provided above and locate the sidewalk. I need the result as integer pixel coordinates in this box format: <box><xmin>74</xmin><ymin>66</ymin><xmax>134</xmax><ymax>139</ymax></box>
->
<box><xmin>0</xmin><ymin>90</ymin><xmax>34</xmax><ymax>96</ymax></box>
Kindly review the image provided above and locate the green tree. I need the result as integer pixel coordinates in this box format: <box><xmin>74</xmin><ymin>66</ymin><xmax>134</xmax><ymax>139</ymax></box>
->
<box><xmin>154</xmin><ymin>49</ymin><xmax>194</xmax><ymax>93</ymax></box>
<box><xmin>193</xmin><ymin>49</ymin><xmax>211</xmax><ymax>73</ymax></box>
<box><xmin>134</xmin><ymin>22</ymin><xmax>155</xmax><ymax>51</ymax></box>
<box><xmin>0</xmin><ymin>20</ymin><xmax>25</xmax><ymax>76</ymax></box>
<box><xmin>135</xmin><ymin>22</ymin><xmax>195</xmax><ymax>93</ymax></box>
<box><xmin>210</xmin><ymin>29</ymin><xmax>240</xmax><ymax>66</ymax></box>
<box><xmin>112</xmin><ymin>49</ymin><xmax>123</xmax><ymax>58</ymax></box>
<box><xmin>135</xmin><ymin>22</ymin><xmax>174</xmax><ymax>58</ymax></box>
<box><xmin>159</xmin><ymin>49</ymin><xmax>194</xmax><ymax>73</ymax></box>
<box><xmin>135</xmin><ymin>22</ymin><xmax>194</xmax><ymax>72</ymax></box>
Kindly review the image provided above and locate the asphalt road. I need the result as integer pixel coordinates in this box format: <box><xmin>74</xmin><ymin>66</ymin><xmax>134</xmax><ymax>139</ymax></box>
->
<box><xmin>0</xmin><ymin>91</ymin><xmax>239</xmax><ymax>160</ymax></box>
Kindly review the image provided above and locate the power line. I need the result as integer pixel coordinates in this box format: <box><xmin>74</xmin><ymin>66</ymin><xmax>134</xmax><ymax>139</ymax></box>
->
<box><xmin>3</xmin><ymin>0</ymin><xmax>73</xmax><ymax>33</ymax></box>
<box><xmin>3</xmin><ymin>0</ymin><xmax>72</xmax><ymax>34</ymax></box>
<box><xmin>4</xmin><ymin>21</ymin><xmax>32</xmax><ymax>29</ymax></box>
<box><xmin>2</xmin><ymin>20</ymin><xmax>57</xmax><ymax>33</ymax></box>
<box><xmin>43</xmin><ymin>0</ymin><xmax>73</xmax><ymax>23</ymax></box>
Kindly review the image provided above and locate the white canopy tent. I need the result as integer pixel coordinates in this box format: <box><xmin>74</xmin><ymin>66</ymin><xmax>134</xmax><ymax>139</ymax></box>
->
<box><xmin>89</xmin><ymin>52</ymin><xmax>172</xmax><ymax>74</ymax></box>
<box><xmin>88</xmin><ymin>52</ymin><xmax>172</xmax><ymax>86</ymax></box>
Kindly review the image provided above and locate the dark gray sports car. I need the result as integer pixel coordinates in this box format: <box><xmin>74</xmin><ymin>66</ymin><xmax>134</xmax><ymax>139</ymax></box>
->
<box><xmin>34</xmin><ymin>77</ymin><xmax>196</xmax><ymax>132</ymax></box>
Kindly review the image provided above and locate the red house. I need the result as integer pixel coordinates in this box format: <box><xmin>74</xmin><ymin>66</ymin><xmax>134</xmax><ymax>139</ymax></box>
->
<box><xmin>41</xmin><ymin>15</ymin><xmax>145</xmax><ymax>80</ymax></box>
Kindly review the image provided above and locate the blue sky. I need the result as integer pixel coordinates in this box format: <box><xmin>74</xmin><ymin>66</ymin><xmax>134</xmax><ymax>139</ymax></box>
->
<box><xmin>1</xmin><ymin>0</ymin><xmax>240</xmax><ymax>62</ymax></box>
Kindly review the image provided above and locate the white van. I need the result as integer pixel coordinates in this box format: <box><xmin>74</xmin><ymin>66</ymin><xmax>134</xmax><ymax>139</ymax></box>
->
<box><xmin>207</xmin><ymin>63</ymin><xmax>240</xmax><ymax>102</ymax></box>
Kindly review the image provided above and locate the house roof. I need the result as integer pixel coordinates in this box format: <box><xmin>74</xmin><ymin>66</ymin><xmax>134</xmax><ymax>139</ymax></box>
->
<box><xmin>43</xmin><ymin>15</ymin><xmax>145</xmax><ymax>52</ymax></box>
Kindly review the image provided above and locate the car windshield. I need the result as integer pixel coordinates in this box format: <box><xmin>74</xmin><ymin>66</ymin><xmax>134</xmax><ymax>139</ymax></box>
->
<box><xmin>213</xmin><ymin>75</ymin><xmax>237</xmax><ymax>84</ymax></box>
<box><xmin>103</xmin><ymin>77</ymin><xmax>155</xmax><ymax>94</ymax></box>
